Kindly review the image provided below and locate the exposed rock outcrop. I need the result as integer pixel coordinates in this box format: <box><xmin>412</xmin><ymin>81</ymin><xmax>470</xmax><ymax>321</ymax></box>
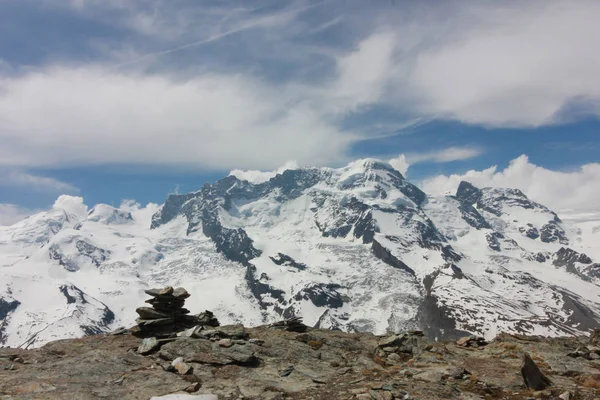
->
<box><xmin>1</xmin><ymin>324</ymin><xmax>600</xmax><ymax>399</ymax></box>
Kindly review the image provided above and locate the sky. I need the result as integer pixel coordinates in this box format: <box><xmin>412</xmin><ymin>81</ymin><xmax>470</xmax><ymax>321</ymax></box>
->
<box><xmin>0</xmin><ymin>0</ymin><xmax>599</xmax><ymax>224</ymax></box>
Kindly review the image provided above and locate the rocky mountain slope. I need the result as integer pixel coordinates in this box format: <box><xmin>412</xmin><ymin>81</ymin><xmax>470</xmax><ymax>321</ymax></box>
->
<box><xmin>1</xmin><ymin>159</ymin><xmax>600</xmax><ymax>348</ymax></box>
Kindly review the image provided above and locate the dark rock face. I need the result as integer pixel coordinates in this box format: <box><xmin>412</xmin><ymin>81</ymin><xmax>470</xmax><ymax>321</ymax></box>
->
<box><xmin>0</xmin><ymin>297</ymin><xmax>21</xmax><ymax>345</ymax></box>
<box><xmin>49</xmin><ymin>244</ymin><xmax>78</xmax><ymax>271</ymax></box>
<box><xmin>554</xmin><ymin>247</ymin><xmax>593</xmax><ymax>267</ymax></box>
<box><xmin>441</xmin><ymin>245</ymin><xmax>462</xmax><ymax>263</ymax></box>
<box><xmin>457</xmin><ymin>202</ymin><xmax>491</xmax><ymax>230</ymax></box>
<box><xmin>455</xmin><ymin>181</ymin><xmax>482</xmax><ymax>206</ymax></box>
<box><xmin>456</xmin><ymin>181</ymin><xmax>560</xmax><ymax>223</ymax></box>
<box><xmin>75</xmin><ymin>240</ymin><xmax>109</xmax><ymax>267</ymax></box>
<box><xmin>49</xmin><ymin>239</ymin><xmax>110</xmax><ymax>271</ymax></box>
<box><xmin>314</xmin><ymin>196</ymin><xmax>378</xmax><ymax>244</ymax></box>
<box><xmin>371</xmin><ymin>239</ymin><xmax>416</xmax><ymax>275</ymax></box>
<box><xmin>269</xmin><ymin>253</ymin><xmax>307</xmax><ymax>271</ymax></box>
<box><xmin>245</xmin><ymin>264</ymin><xmax>285</xmax><ymax>311</ymax></box>
<box><xmin>293</xmin><ymin>283</ymin><xmax>345</xmax><ymax>309</ymax></box>
<box><xmin>583</xmin><ymin>263</ymin><xmax>600</xmax><ymax>279</ymax></box>
<box><xmin>541</xmin><ymin>222</ymin><xmax>569</xmax><ymax>245</ymax></box>
<box><xmin>58</xmin><ymin>284</ymin><xmax>115</xmax><ymax>336</ymax></box>
<box><xmin>552</xmin><ymin>247</ymin><xmax>597</xmax><ymax>280</ymax></box>
<box><xmin>519</xmin><ymin>225</ymin><xmax>540</xmax><ymax>239</ymax></box>
<box><xmin>449</xmin><ymin>264</ymin><xmax>464</xmax><ymax>279</ymax></box>
<box><xmin>151</xmin><ymin>192</ymin><xmax>198</xmax><ymax>229</ymax></box>
<box><xmin>82</xmin><ymin>307</ymin><xmax>116</xmax><ymax>336</ymax></box>
<box><xmin>205</xmin><ymin>223</ymin><xmax>261</xmax><ymax>265</ymax></box>
<box><xmin>60</xmin><ymin>285</ymin><xmax>84</xmax><ymax>304</ymax></box>
<box><xmin>0</xmin><ymin>298</ymin><xmax>20</xmax><ymax>321</ymax></box>
<box><xmin>486</xmin><ymin>232</ymin><xmax>502</xmax><ymax>252</ymax></box>
<box><xmin>559</xmin><ymin>290</ymin><xmax>600</xmax><ymax>331</ymax></box>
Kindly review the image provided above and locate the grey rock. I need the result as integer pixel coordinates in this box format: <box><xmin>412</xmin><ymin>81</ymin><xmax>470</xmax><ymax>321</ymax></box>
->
<box><xmin>136</xmin><ymin>317</ymin><xmax>175</xmax><ymax>327</ymax></box>
<box><xmin>280</xmin><ymin>365</ymin><xmax>294</xmax><ymax>377</ymax></box>
<box><xmin>137</xmin><ymin>337</ymin><xmax>160</xmax><ymax>355</ymax></box>
<box><xmin>177</xmin><ymin>326</ymin><xmax>204</xmax><ymax>338</ymax></box>
<box><xmin>378</xmin><ymin>334</ymin><xmax>407</xmax><ymax>348</ymax></box>
<box><xmin>217</xmin><ymin>339</ymin><xmax>233</xmax><ymax>348</ymax></box>
<box><xmin>172</xmin><ymin>287</ymin><xmax>191</xmax><ymax>299</ymax></box>
<box><xmin>145</xmin><ymin>287</ymin><xmax>174</xmax><ymax>296</ymax></box>
<box><xmin>171</xmin><ymin>357</ymin><xmax>192</xmax><ymax>375</ymax></box>
<box><xmin>136</xmin><ymin>307</ymin><xmax>171</xmax><ymax>320</ymax></box>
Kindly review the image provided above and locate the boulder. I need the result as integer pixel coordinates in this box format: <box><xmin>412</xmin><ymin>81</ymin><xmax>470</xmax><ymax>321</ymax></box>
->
<box><xmin>521</xmin><ymin>353</ymin><xmax>551</xmax><ymax>390</ymax></box>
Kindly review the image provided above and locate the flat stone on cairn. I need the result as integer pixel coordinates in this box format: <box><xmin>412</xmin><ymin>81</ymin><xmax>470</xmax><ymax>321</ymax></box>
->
<box><xmin>134</xmin><ymin>286</ymin><xmax>219</xmax><ymax>337</ymax></box>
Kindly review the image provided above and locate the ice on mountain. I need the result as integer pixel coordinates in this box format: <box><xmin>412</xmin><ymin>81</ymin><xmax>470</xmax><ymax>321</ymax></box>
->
<box><xmin>87</xmin><ymin>204</ymin><xmax>133</xmax><ymax>225</ymax></box>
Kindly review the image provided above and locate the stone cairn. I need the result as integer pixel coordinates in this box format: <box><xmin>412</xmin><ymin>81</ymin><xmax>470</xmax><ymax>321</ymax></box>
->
<box><xmin>134</xmin><ymin>286</ymin><xmax>219</xmax><ymax>338</ymax></box>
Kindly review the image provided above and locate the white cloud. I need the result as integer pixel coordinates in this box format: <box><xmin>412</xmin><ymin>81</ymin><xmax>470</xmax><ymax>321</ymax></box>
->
<box><xmin>406</xmin><ymin>147</ymin><xmax>483</xmax><ymax>164</ymax></box>
<box><xmin>296</xmin><ymin>0</ymin><xmax>600</xmax><ymax>128</ymax></box>
<box><xmin>420</xmin><ymin>155</ymin><xmax>600</xmax><ymax>212</ymax></box>
<box><xmin>388</xmin><ymin>154</ymin><xmax>409</xmax><ymax>176</ymax></box>
<box><xmin>388</xmin><ymin>146</ymin><xmax>482</xmax><ymax>177</ymax></box>
<box><xmin>0</xmin><ymin>169</ymin><xmax>78</xmax><ymax>193</ymax></box>
<box><xmin>372</xmin><ymin>0</ymin><xmax>600</xmax><ymax>127</ymax></box>
<box><xmin>53</xmin><ymin>195</ymin><xmax>88</xmax><ymax>219</ymax></box>
<box><xmin>0</xmin><ymin>204</ymin><xmax>38</xmax><ymax>226</ymax></box>
<box><xmin>0</xmin><ymin>67</ymin><xmax>352</xmax><ymax>170</ymax></box>
<box><xmin>229</xmin><ymin>161</ymin><xmax>299</xmax><ymax>184</ymax></box>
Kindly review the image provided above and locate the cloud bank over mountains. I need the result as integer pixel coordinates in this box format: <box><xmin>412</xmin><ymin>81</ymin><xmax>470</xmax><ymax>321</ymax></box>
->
<box><xmin>421</xmin><ymin>155</ymin><xmax>600</xmax><ymax>213</ymax></box>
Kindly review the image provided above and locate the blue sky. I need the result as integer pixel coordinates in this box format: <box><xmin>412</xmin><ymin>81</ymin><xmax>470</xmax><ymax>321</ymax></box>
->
<box><xmin>0</xmin><ymin>0</ymin><xmax>599</xmax><ymax>222</ymax></box>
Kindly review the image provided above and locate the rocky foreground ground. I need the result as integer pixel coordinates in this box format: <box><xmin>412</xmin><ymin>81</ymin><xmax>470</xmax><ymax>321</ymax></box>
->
<box><xmin>1</xmin><ymin>325</ymin><xmax>600</xmax><ymax>400</ymax></box>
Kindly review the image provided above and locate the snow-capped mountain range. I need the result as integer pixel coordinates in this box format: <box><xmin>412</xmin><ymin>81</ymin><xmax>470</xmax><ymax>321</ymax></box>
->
<box><xmin>1</xmin><ymin>159</ymin><xmax>600</xmax><ymax>348</ymax></box>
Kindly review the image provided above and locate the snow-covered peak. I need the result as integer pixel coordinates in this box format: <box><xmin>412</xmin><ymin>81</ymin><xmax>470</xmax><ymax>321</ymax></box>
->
<box><xmin>87</xmin><ymin>204</ymin><xmax>133</xmax><ymax>225</ymax></box>
<box><xmin>456</xmin><ymin>181</ymin><xmax>556</xmax><ymax>219</ymax></box>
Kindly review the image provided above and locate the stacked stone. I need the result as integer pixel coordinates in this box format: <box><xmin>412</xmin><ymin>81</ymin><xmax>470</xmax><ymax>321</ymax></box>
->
<box><xmin>134</xmin><ymin>286</ymin><xmax>219</xmax><ymax>337</ymax></box>
<box><xmin>268</xmin><ymin>317</ymin><xmax>308</xmax><ymax>333</ymax></box>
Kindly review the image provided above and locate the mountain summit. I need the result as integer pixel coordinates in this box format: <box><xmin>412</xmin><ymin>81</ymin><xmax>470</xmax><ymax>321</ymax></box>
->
<box><xmin>1</xmin><ymin>159</ymin><xmax>599</xmax><ymax>348</ymax></box>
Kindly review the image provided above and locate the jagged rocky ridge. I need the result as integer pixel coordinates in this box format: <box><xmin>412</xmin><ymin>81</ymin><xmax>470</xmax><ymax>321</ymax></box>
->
<box><xmin>1</xmin><ymin>159</ymin><xmax>600</xmax><ymax>348</ymax></box>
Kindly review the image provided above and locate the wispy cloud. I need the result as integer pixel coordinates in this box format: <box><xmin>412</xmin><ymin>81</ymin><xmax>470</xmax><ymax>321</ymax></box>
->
<box><xmin>0</xmin><ymin>169</ymin><xmax>78</xmax><ymax>193</ymax></box>
<box><xmin>0</xmin><ymin>203</ymin><xmax>38</xmax><ymax>225</ymax></box>
<box><xmin>406</xmin><ymin>147</ymin><xmax>484</xmax><ymax>164</ymax></box>
<box><xmin>388</xmin><ymin>146</ymin><xmax>483</xmax><ymax>177</ymax></box>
